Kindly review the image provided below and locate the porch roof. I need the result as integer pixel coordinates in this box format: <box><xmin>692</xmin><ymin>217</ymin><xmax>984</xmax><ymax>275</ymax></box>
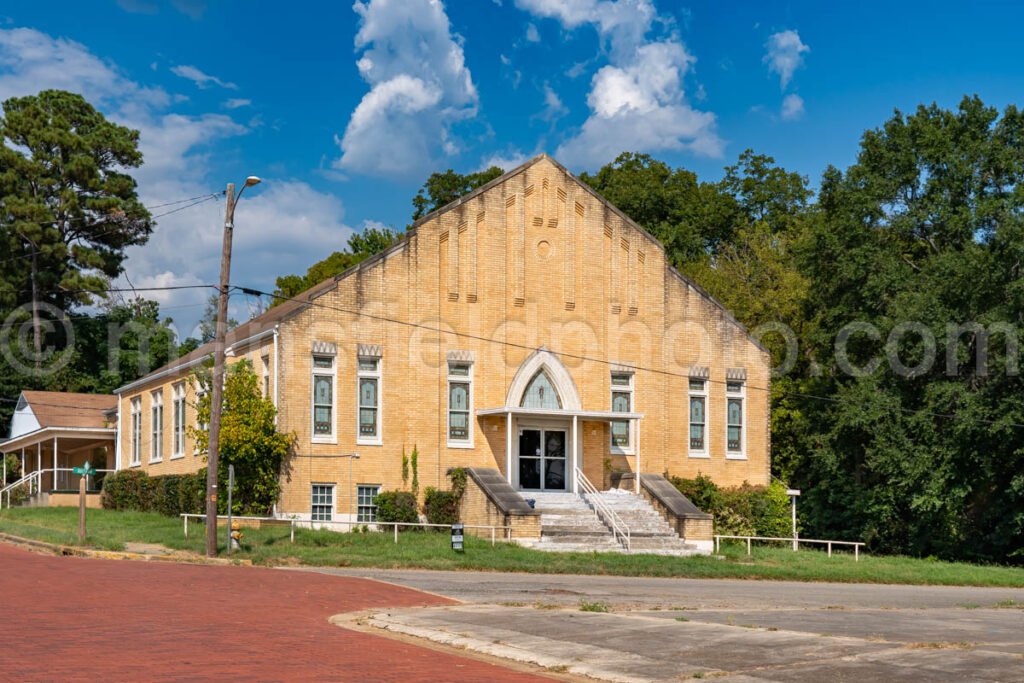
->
<box><xmin>0</xmin><ymin>426</ymin><xmax>116</xmax><ymax>454</ymax></box>
<box><xmin>476</xmin><ymin>406</ymin><xmax>644</xmax><ymax>422</ymax></box>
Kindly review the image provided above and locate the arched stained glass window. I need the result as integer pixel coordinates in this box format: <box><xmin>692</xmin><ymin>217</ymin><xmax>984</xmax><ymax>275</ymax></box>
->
<box><xmin>520</xmin><ymin>370</ymin><xmax>562</xmax><ymax>409</ymax></box>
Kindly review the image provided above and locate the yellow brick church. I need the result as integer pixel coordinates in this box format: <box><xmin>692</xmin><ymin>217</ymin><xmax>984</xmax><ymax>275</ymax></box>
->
<box><xmin>55</xmin><ymin>154</ymin><xmax>769</xmax><ymax>547</ymax></box>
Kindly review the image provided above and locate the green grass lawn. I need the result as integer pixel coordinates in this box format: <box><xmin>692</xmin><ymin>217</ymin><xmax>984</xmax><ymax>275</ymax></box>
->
<box><xmin>2</xmin><ymin>506</ymin><xmax>1023</xmax><ymax>587</ymax></box>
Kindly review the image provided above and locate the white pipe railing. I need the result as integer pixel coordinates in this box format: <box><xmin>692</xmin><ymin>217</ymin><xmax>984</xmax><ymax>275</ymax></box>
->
<box><xmin>714</xmin><ymin>534</ymin><xmax>865</xmax><ymax>561</ymax></box>
<box><xmin>180</xmin><ymin>514</ymin><xmax>514</xmax><ymax>546</ymax></box>
<box><xmin>1</xmin><ymin>470</ymin><xmax>41</xmax><ymax>508</ymax></box>
<box><xmin>574</xmin><ymin>467</ymin><xmax>630</xmax><ymax>552</ymax></box>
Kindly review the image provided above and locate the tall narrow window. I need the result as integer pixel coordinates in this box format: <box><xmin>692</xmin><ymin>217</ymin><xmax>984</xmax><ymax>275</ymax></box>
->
<box><xmin>312</xmin><ymin>355</ymin><xmax>335</xmax><ymax>440</ymax></box>
<box><xmin>130</xmin><ymin>398</ymin><xmax>142</xmax><ymax>466</ymax></box>
<box><xmin>448</xmin><ymin>361</ymin><xmax>473</xmax><ymax>446</ymax></box>
<box><xmin>357</xmin><ymin>356</ymin><xmax>381</xmax><ymax>444</ymax></box>
<box><xmin>172</xmin><ymin>383</ymin><xmax>186</xmax><ymax>457</ymax></box>
<box><xmin>311</xmin><ymin>484</ymin><xmax>334</xmax><ymax>521</ymax></box>
<box><xmin>262</xmin><ymin>355</ymin><xmax>271</xmax><ymax>398</ymax></box>
<box><xmin>688</xmin><ymin>378</ymin><xmax>708</xmax><ymax>456</ymax></box>
<box><xmin>150</xmin><ymin>390</ymin><xmax>163</xmax><ymax>462</ymax></box>
<box><xmin>610</xmin><ymin>372</ymin><xmax>633</xmax><ymax>451</ymax></box>
<box><xmin>357</xmin><ymin>484</ymin><xmax>380</xmax><ymax>522</ymax></box>
<box><xmin>726</xmin><ymin>380</ymin><xmax>745</xmax><ymax>457</ymax></box>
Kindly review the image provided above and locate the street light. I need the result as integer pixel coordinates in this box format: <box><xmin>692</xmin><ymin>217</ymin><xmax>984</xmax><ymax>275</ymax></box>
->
<box><xmin>205</xmin><ymin>176</ymin><xmax>263</xmax><ymax>558</ymax></box>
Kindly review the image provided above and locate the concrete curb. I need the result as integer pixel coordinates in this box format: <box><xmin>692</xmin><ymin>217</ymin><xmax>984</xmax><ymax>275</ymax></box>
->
<box><xmin>0</xmin><ymin>532</ymin><xmax>251</xmax><ymax>566</ymax></box>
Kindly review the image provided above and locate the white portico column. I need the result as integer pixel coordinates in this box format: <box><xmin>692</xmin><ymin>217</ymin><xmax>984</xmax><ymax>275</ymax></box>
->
<box><xmin>505</xmin><ymin>411</ymin><xmax>512</xmax><ymax>485</ymax></box>
<box><xmin>53</xmin><ymin>438</ymin><xmax>58</xmax><ymax>490</ymax></box>
<box><xmin>635</xmin><ymin>418</ymin><xmax>641</xmax><ymax>494</ymax></box>
<box><xmin>571</xmin><ymin>415</ymin><xmax>578</xmax><ymax>495</ymax></box>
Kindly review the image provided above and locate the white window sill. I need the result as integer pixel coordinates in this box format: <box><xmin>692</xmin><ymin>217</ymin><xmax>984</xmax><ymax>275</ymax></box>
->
<box><xmin>610</xmin><ymin>447</ymin><xmax>635</xmax><ymax>456</ymax></box>
<box><xmin>447</xmin><ymin>440</ymin><xmax>474</xmax><ymax>449</ymax></box>
<box><xmin>129</xmin><ymin>462</ymin><xmax>141</xmax><ymax>468</ymax></box>
<box><xmin>149</xmin><ymin>458</ymin><xmax>163</xmax><ymax>465</ymax></box>
<box><xmin>170</xmin><ymin>453</ymin><xmax>185</xmax><ymax>460</ymax></box>
<box><xmin>725</xmin><ymin>453</ymin><xmax>747</xmax><ymax>460</ymax></box>
<box><xmin>688</xmin><ymin>452</ymin><xmax>710</xmax><ymax>459</ymax></box>
<box><xmin>357</xmin><ymin>438</ymin><xmax>383</xmax><ymax>447</ymax></box>
<box><xmin>312</xmin><ymin>436</ymin><xmax>337</xmax><ymax>445</ymax></box>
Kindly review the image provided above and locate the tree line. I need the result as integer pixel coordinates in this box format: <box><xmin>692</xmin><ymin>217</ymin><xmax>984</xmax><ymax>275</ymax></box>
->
<box><xmin>2</xmin><ymin>88</ymin><xmax>1022</xmax><ymax>562</ymax></box>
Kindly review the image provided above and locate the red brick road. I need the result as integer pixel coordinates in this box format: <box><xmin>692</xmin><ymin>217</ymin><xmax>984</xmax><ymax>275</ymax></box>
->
<box><xmin>0</xmin><ymin>543</ymin><xmax>549</xmax><ymax>682</ymax></box>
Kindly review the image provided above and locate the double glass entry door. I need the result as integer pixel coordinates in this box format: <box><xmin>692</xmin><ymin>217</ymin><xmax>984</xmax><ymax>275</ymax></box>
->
<box><xmin>518</xmin><ymin>428</ymin><xmax>567</xmax><ymax>490</ymax></box>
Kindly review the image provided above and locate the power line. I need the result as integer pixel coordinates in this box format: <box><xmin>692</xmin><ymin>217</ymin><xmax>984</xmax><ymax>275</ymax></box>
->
<box><xmin>245</xmin><ymin>285</ymin><xmax>1024</xmax><ymax>431</ymax></box>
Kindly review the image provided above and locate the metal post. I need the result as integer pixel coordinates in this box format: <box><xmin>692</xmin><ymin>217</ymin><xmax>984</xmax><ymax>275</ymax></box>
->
<box><xmin>491</xmin><ymin>527</ymin><xmax>495</xmax><ymax>546</ymax></box>
<box><xmin>746</xmin><ymin>537</ymin><xmax>751</xmax><ymax>555</ymax></box>
<box><xmin>855</xmin><ymin>545</ymin><xmax>859</xmax><ymax>562</ymax></box>
<box><xmin>226</xmin><ymin>464</ymin><xmax>234</xmax><ymax>553</ymax></box>
<box><xmin>290</xmin><ymin>519</ymin><xmax>295</xmax><ymax>543</ymax></box>
<box><xmin>828</xmin><ymin>542</ymin><xmax>832</xmax><ymax>558</ymax></box>
<box><xmin>184</xmin><ymin>515</ymin><xmax>188</xmax><ymax>538</ymax></box>
<box><xmin>393</xmin><ymin>523</ymin><xmax>398</xmax><ymax>544</ymax></box>
<box><xmin>791</xmin><ymin>495</ymin><xmax>797</xmax><ymax>551</ymax></box>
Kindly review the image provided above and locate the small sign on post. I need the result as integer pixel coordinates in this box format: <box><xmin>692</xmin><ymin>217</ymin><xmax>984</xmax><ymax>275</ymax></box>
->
<box><xmin>451</xmin><ymin>523</ymin><xmax>465</xmax><ymax>552</ymax></box>
<box><xmin>72</xmin><ymin>460</ymin><xmax>97</xmax><ymax>543</ymax></box>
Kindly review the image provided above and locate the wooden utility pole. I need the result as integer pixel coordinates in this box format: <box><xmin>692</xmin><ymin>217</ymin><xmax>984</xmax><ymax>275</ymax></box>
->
<box><xmin>206</xmin><ymin>183</ymin><xmax>235</xmax><ymax>557</ymax></box>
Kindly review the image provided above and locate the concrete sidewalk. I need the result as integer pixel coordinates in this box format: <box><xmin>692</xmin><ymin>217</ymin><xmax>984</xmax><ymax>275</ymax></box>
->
<box><xmin>314</xmin><ymin>568</ymin><xmax>1024</xmax><ymax>682</ymax></box>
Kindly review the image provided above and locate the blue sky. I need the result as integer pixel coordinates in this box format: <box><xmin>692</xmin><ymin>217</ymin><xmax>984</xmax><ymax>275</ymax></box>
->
<box><xmin>3</xmin><ymin>0</ymin><xmax>1024</xmax><ymax>335</ymax></box>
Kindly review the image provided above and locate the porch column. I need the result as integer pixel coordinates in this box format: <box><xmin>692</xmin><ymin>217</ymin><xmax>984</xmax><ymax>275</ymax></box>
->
<box><xmin>2</xmin><ymin>451</ymin><xmax>6</xmax><ymax>485</ymax></box>
<box><xmin>20</xmin><ymin>448</ymin><xmax>25</xmax><ymax>477</ymax></box>
<box><xmin>635</xmin><ymin>418</ymin><xmax>641</xmax><ymax>494</ymax></box>
<box><xmin>53</xmin><ymin>438</ymin><xmax>58</xmax><ymax>491</ymax></box>
<box><xmin>571</xmin><ymin>415</ymin><xmax>578</xmax><ymax>495</ymax></box>
<box><xmin>505</xmin><ymin>411</ymin><xmax>512</xmax><ymax>485</ymax></box>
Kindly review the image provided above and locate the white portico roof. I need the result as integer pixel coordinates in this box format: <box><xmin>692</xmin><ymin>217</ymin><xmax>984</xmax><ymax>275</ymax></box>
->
<box><xmin>476</xmin><ymin>407</ymin><xmax>643</xmax><ymax>422</ymax></box>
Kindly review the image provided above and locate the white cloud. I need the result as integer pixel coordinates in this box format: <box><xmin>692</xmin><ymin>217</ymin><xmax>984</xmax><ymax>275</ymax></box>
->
<box><xmin>336</xmin><ymin>0</ymin><xmax>478</xmax><ymax>178</ymax></box>
<box><xmin>780</xmin><ymin>93</ymin><xmax>804</xmax><ymax>121</ymax></box>
<box><xmin>515</xmin><ymin>0</ymin><xmax>656</xmax><ymax>58</ymax></box>
<box><xmin>525</xmin><ymin>22</ymin><xmax>541</xmax><ymax>42</ymax></box>
<box><xmin>538</xmin><ymin>82</ymin><xmax>567</xmax><ymax>121</ymax></box>
<box><xmin>170</xmin><ymin>64</ymin><xmax>237</xmax><ymax>90</ymax></box>
<box><xmin>0</xmin><ymin>28</ymin><xmax>168</xmax><ymax>107</ymax></box>
<box><xmin>515</xmin><ymin>4</ymin><xmax>721</xmax><ymax>169</ymax></box>
<box><xmin>0</xmin><ymin>27</ymin><xmax>354</xmax><ymax>331</ymax></box>
<box><xmin>480</xmin><ymin>149</ymin><xmax>531</xmax><ymax>171</ymax></box>
<box><xmin>223</xmin><ymin>97</ymin><xmax>251</xmax><ymax>109</ymax></box>
<box><xmin>764</xmin><ymin>29</ymin><xmax>809</xmax><ymax>90</ymax></box>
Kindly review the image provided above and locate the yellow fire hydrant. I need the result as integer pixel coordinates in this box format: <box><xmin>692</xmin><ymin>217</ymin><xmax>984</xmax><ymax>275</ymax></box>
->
<box><xmin>230</xmin><ymin>521</ymin><xmax>243</xmax><ymax>551</ymax></box>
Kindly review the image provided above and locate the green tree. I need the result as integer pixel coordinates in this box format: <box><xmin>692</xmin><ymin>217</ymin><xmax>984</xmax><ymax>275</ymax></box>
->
<box><xmin>272</xmin><ymin>226</ymin><xmax>399</xmax><ymax>304</ymax></box>
<box><xmin>795</xmin><ymin>96</ymin><xmax>1024</xmax><ymax>562</ymax></box>
<box><xmin>411</xmin><ymin>166</ymin><xmax>504</xmax><ymax>222</ymax></box>
<box><xmin>190</xmin><ymin>360</ymin><xmax>293</xmax><ymax>515</ymax></box>
<box><xmin>579</xmin><ymin>152</ymin><xmax>740</xmax><ymax>267</ymax></box>
<box><xmin>0</xmin><ymin>90</ymin><xmax>152</xmax><ymax>315</ymax></box>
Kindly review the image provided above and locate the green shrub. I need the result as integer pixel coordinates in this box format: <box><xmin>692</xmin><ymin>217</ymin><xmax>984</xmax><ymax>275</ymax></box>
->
<box><xmin>423</xmin><ymin>486</ymin><xmax>461</xmax><ymax>526</ymax></box>
<box><xmin>669</xmin><ymin>475</ymin><xmax>793</xmax><ymax>538</ymax></box>
<box><xmin>375</xmin><ymin>491</ymin><xmax>419</xmax><ymax>525</ymax></box>
<box><xmin>102</xmin><ymin>469</ymin><xmax>207</xmax><ymax>517</ymax></box>
<box><xmin>3</xmin><ymin>453</ymin><xmax>22</xmax><ymax>486</ymax></box>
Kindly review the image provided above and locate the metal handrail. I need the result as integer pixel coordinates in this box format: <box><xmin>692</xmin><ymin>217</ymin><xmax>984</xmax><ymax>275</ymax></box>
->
<box><xmin>574</xmin><ymin>467</ymin><xmax>630</xmax><ymax>551</ymax></box>
<box><xmin>715</xmin><ymin>534</ymin><xmax>865</xmax><ymax>561</ymax></box>
<box><xmin>1</xmin><ymin>470</ymin><xmax>41</xmax><ymax>509</ymax></box>
<box><xmin>180</xmin><ymin>514</ymin><xmax>515</xmax><ymax>546</ymax></box>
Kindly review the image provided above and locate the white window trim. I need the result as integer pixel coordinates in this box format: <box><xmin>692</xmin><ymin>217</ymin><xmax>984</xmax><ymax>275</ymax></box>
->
<box><xmin>130</xmin><ymin>398</ymin><xmax>142</xmax><ymax>467</ymax></box>
<box><xmin>725</xmin><ymin>380</ymin><xmax>747</xmax><ymax>460</ymax></box>
<box><xmin>171</xmin><ymin>383</ymin><xmax>186</xmax><ymax>459</ymax></box>
<box><xmin>447</xmin><ymin>360</ymin><xmax>474</xmax><ymax>448</ymax></box>
<box><xmin>688</xmin><ymin>379</ymin><xmax>709</xmax><ymax>458</ymax></box>
<box><xmin>610</xmin><ymin>372</ymin><xmax>635</xmax><ymax>455</ymax></box>
<box><xmin>356</xmin><ymin>484</ymin><xmax>381</xmax><ymax>523</ymax></box>
<box><xmin>311</xmin><ymin>354</ymin><xmax>337</xmax><ymax>444</ymax></box>
<box><xmin>150</xmin><ymin>390</ymin><xmax>163</xmax><ymax>463</ymax></box>
<box><xmin>356</xmin><ymin>355</ymin><xmax>382</xmax><ymax>446</ymax></box>
<box><xmin>310</xmin><ymin>482</ymin><xmax>336</xmax><ymax>522</ymax></box>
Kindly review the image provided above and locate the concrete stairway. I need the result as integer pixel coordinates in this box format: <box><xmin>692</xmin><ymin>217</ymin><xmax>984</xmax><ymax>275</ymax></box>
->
<box><xmin>520</xmin><ymin>490</ymin><xmax>701</xmax><ymax>556</ymax></box>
